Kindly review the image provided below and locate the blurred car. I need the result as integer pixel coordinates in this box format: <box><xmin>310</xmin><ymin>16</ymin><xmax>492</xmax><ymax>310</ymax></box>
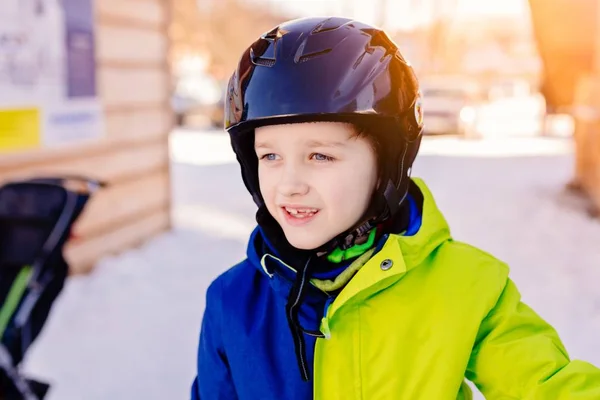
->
<box><xmin>171</xmin><ymin>73</ymin><xmax>224</xmax><ymax>128</ymax></box>
<box><xmin>458</xmin><ymin>79</ymin><xmax>546</xmax><ymax>138</ymax></box>
<box><xmin>421</xmin><ymin>79</ymin><xmax>480</xmax><ymax>135</ymax></box>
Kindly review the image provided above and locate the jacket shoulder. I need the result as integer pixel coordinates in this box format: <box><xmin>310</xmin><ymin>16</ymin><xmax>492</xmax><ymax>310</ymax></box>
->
<box><xmin>205</xmin><ymin>258</ymin><xmax>264</xmax><ymax>310</ymax></box>
<box><xmin>421</xmin><ymin>240</ymin><xmax>515</xmax><ymax>323</ymax></box>
<box><xmin>207</xmin><ymin>258</ymin><xmax>257</xmax><ymax>293</ymax></box>
<box><xmin>434</xmin><ymin>240</ymin><xmax>510</xmax><ymax>296</ymax></box>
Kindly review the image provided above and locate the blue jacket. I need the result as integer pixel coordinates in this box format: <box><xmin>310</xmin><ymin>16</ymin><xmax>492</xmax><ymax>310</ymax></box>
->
<box><xmin>191</xmin><ymin>226</ymin><xmax>322</xmax><ymax>399</ymax></box>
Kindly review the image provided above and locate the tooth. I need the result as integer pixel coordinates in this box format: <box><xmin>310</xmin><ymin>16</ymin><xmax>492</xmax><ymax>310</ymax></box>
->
<box><xmin>284</xmin><ymin>207</ymin><xmax>318</xmax><ymax>217</ymax></box>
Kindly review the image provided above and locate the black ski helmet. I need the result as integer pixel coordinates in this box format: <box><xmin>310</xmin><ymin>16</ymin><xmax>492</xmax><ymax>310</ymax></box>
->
<box><xmin>225</xmin><ymin>16</ymin><xmax>424</xmax><ymax>250</ymax></box>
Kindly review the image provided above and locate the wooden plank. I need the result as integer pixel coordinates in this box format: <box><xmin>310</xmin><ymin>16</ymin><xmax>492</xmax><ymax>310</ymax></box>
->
<box><xmin>98</xmin><ymin>14</ymin><xmax>165</xmax><ymax>32</ymax></box>
<box><xmin>66</xmin><ymin>207</ymin><xmax>171</xmax><ymax>274</ymax></box>
<box><xmin>98</xmin><ymin>67</ymin><xmax>170</xmax><ymax>107</ymax></box>
<box><xmin>97</xmin><ymin>0</ymin><xmax>165</xmax><ymax>27</ymax></box>
<box><xmin>0</xmin><ymin>138</ymin><xmax>169</xmax><ymax>185</ymax></box>
<box><xmin>103</xmin><ymin>101</ymin><xmax>171</xmax><ymax>114</ymax></box>
<box><xmin>0</xmin><ymin>124</ymin><xmax>169</xmax><ymax>171</ymax></box>
<box><xmin>73</xmin><ymin>170</ymin><xmax>170</xmax><ymax>238</ymax></box>
<box><xmin>98</xmin><ymin>61</ymin><xmax>166</xmax><ymax>69</ymax></box>
<box><xmin>104</xmin><ymin>106</ymin><xmax>173</xmax><ymax>140</ymax></box>
<box><xmin>97</xmin><ymin>24</ymin><xmax>167</xmax><ymax>64</ymax></box>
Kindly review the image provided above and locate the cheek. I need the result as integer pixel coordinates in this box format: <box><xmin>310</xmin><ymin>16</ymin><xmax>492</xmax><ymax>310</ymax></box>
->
<box><xmin>258</xmin><ymin>168</ymin><xmax>281</xmax><ymax>215</ymax></box>
<box><xmin>258</xmin><ymin>166</ymin><xmax>272</xmax><ymax>194</ymax></box>
<box><xmin>321</xmin><ymin>172</ymin><xmax>372</xmax><ymax>213</ymax></box>
<box><xmin>330</xmin><ymin>166</ymin><xmax>377</xmax><ymax>215</ymax></box>
<box><xmin>258</xmin><ymin>167</ymin><xmax>273</xmax><ymax>205</ymax></box>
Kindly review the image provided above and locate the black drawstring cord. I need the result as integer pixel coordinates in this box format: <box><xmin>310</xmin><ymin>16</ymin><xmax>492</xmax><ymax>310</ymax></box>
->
<box><xmin>285</xmin><ymin>255</ymin><xmax>319</xmax><ymax>381</ymax></box>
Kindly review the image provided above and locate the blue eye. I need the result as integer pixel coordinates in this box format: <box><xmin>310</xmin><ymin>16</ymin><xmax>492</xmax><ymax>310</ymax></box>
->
<box><xmin>260</xmin><ymin>153</ymin><xmax>279</xmax><ymax>161</ymax></box>
<box><xmin>312</xmin><ymin>153</ymin><xmax>334</xmax><ymax>162</ymax></box>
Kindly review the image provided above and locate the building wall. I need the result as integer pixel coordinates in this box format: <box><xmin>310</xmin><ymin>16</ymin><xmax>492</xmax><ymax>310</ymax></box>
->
<box><xmin>528</xmin><ymin>0</ymin><xmax>597</xmax><ymax>109</ymax></box>
<box><xmin>0</xmin><ymin>0</ymin><xmax>173</xmax><ymax>273</ymax></box>
<box><xmin>573</xmin><ymin>74</ymin><xmax>600</xmax><ymax>213</ymax></box>
<box><xmin>570</xmin><ymin>1</ymin><xmax>600</xmax><ymax>213</ymax></box>
<box><xmin>529</xmin><ymin>0</ymin><xmax>600</xmax><ymax>213</ymax></box>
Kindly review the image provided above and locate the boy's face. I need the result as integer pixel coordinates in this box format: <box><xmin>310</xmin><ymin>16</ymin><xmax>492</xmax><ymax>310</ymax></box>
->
<box><xmin>255</xmin><ymin>122</ymin><xmax>378</xmax><ymax>250</ymax></box>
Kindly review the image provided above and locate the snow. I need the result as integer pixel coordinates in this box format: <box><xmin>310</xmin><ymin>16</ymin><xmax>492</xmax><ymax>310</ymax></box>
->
<box><xmin>20</xmin><ymin>128</ymin><xmax>600</xmax><ymax>399</ymax></box>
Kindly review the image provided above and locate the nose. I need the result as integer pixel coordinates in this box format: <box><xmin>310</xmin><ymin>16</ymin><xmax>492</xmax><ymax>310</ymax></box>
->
<box><xmin>277</xmin><ymin>163</ymin><xmax>309</xmax><ymax>198</ymax></box>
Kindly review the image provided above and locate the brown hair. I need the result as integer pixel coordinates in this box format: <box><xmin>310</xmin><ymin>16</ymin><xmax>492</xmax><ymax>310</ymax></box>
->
<box><xmin>349</xmin><ymin>122</ymin><xmax>385</xmax><ymax>176</ymax></box>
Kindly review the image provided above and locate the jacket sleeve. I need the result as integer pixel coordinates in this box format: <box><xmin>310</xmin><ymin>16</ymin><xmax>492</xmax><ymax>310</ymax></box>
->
<box><xmin>466</xmin><ymin>277</ymin><xmax>600</xmax><ymax>399</ymax></box>
<box><xmin>191</xmin><ymin>279</ymin><xmax>238</xmax><ymax>400</ymax></box>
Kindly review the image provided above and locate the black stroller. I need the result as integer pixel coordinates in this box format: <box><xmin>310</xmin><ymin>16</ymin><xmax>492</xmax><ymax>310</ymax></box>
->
<box><xmin>0</xmin><ymin>176</ymin><xmax>104</xmax><ymax>399</ymax></box>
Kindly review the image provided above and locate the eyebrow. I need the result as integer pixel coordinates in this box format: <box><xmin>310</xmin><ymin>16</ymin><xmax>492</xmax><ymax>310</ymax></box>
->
<box><xmin>254</xmin><ymin>142</ymin><xmax>271</xmax><ymax>149</ymax></box>
<box><xmin>305</xmin><ymin>139</ymin><xmax>347</xmax><ymax>148</ymax></box>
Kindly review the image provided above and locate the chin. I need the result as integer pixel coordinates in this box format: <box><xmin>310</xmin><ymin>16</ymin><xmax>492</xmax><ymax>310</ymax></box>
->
<box><xmin>285</xmin><ymin>233</ymin><xmax>328</xmax><ymax>251</ymax></box>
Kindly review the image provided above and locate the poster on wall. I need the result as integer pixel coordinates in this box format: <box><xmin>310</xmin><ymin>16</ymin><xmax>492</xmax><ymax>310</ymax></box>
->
<box><xmin>0</xmin><ymin>0</ymin><xmax>103</xmax><ymax>154</ymax></box>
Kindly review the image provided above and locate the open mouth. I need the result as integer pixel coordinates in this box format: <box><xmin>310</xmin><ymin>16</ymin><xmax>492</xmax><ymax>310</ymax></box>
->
<box><xmin>283</xmin><ymin>206</ymin><xmax>319</xmax><ymax>219</ymax></box>
<box><xmin>280</xmin><ymin>206</ymin><xmax>320</xmax><ymax>226</ymax></box>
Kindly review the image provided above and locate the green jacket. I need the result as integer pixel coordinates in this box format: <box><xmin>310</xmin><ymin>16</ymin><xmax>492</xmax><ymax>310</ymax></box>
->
<box><xmin>313</xmin><ymin>178</ymin><xmax>600</xmax><ymax>399</ymax></box>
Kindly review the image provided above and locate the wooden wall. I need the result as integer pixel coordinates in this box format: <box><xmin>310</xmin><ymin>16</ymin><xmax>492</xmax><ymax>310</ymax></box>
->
<box><xmin>573</xmin><ymin>75</ymin><xmax>600</xmax><ymax>214</ymax></box>
<box><xmin>528</xmin><ymin>0</ymin><xmax>597</xmax><ymax>109</ymax></box>
<box><xmin>571</xmin><ymin>4</ymin><xmax>600</xmax><ymax>215</ymax></box>
<box><xmin>528</xmin><ymin>0</ymin><xmax>600</xmax><ymax>214</ymax></box>
<box><xmin>0</xmin><ymin>0</ymin><xmax>173</xmax><ymax>273</ymax></box>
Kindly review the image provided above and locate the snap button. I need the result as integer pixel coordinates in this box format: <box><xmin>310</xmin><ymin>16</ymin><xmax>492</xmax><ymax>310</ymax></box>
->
<box><xmin>380</xmin><ymin>259</ymin><xmax>393</xmax><ymax>271</ymax></box>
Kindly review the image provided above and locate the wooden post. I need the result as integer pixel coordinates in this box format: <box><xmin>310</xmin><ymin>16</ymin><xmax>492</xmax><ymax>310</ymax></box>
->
<box><xmin>570</xmin><ymin>0</ymin><xmax>600</xmax><ymax>214</ymax></box>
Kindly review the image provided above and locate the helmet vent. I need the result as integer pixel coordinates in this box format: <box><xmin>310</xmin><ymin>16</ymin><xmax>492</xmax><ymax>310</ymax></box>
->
<box><xmin>253</xmin><ymin>57</ymin><xmax>276</xmax><ymax>67</ymax></box>
<box><xmin>262</xmin><ymin>27</ymin><xmax>280</xmax><ymax>40</ymax></box>
<box><xmin>250</xmin><ymin>46</ymin><xmax>276</xmax><ymax>67</ymax></box>
<box><xmin>311</xmin><ymin>17</ymin><xmax>349</xmax><ymax>34</ymax></box>
<box><xmin>297</xmin><ymin>48</ymin><xmax>332</xmax><ymax>63</ymax></box>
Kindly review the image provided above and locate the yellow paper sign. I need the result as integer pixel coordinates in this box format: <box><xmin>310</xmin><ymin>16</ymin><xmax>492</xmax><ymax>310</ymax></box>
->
<box><xmin>0</xmin><ymin>108</ymin><xmax>41</xmax><ymax>152</ymax></box>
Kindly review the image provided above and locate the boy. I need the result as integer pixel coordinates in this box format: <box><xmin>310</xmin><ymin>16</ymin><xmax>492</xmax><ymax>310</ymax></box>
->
<box><xmin>191</xmin><ymin>17</ymin><xmax>600</xmax><ymax>399</ymax></box>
